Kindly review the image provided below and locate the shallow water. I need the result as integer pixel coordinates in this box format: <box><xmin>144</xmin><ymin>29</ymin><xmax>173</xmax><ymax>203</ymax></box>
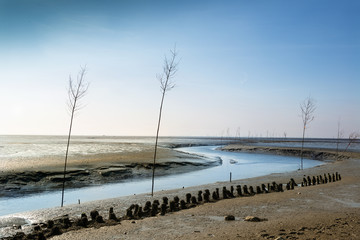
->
<box><xmin>0</xmin><ymin>145</ymin><xmax>322</xmax><ymax>217</ymax></box>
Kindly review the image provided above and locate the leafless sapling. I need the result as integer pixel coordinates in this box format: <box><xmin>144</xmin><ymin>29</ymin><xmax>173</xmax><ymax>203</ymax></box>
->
<box><xmin>344</xmin><ymin>131</ymin><xmax>360</xmax><ymax>153</ymax></box>
<box><xmin>299</xmin><ymin>96</ymin><xmax>316</xmax><ymax>170</ymax></box>
<box><xmin>61</xmin><ymin>67</ymin><xmax>89</xmax><ymax>207</ymax></box>
<box><xmin>151</xmin><ymin>48</ymin><xmax>179</xmax><ymax>196</ymax></box>
<box><xmin>336</xmin><ymin>119</ymin><xmax>344</xmax><ymax>159</ymax></box>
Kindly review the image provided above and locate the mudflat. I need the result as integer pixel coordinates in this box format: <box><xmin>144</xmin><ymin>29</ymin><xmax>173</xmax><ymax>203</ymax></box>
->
<box><xmin>3</xmin><ymin>145</ymin><xmax>359</xmax><ymax>240</ymax></box>
<box><xmin>52</xmin><ymin>155</ymin><xmax>360</xmax><ymax>240</ymax></box>
<box><xmin>0</xmin><ymin>147</ymin><xmax>213</xmax><ymax>198</ymax></box>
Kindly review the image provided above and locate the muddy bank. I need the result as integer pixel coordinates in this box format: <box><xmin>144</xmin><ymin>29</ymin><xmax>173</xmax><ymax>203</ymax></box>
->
<box><xmin>0</xmin><ymin>148</ymin><xmax>218</xmax><ymax>198</ymax></box>
<box><xmin>221</xmin><ymin>144</ymin><xmax>360</xmax><ymax>161</ymax></box>
<box><xmin>2</xmin><ymin>154</ymin><xmax>359</xmax><ymax>239</ymax></box>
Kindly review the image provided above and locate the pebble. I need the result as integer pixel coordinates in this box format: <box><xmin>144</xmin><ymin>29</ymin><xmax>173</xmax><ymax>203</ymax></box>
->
<box><xmin>225</xmin><ymin>215</ymin><xmax>235</xmax><ymax>221</ymax></box>
<box><xmin>244</xmin><ymin>216</ymin><xmax>261</xmax><ymax>222</ymax></box>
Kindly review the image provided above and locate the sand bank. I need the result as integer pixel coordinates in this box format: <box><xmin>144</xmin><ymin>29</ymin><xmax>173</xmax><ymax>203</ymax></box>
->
<box><xmin>2</xmin><ymin>145</ymin><xmax>360</xmax><ymax>239</ymax></box>
<box><xmin>0</xmin><ymin>147</ymin><xmax>215</xmax><ymax>198</ymax></box>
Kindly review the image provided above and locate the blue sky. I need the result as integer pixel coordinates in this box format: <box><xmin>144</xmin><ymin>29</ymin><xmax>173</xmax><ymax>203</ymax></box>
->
<box><xmin>0</xmin><ymin>0</ymin><xmax>359</xmax><ymax>138</ymax></box>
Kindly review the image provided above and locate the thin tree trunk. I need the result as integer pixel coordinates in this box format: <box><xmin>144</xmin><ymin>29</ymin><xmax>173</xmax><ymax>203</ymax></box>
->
<box><xmin>61</xmin><ymin>103</ymin><xmax>76</xmax><ymax>207</ymax></box>
<box><xmin>300</xmin><ymin>126</ymin><xmax>305</xmax><ymax>170</ymax></box>
<box><xmin>151</xmin><ymin>91</ymin><xmax>165</xmax><ymax>196</ymax></box>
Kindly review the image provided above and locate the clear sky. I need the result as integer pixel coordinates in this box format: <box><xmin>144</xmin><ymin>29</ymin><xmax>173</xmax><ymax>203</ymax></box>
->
<box><xmin>0</xmin><ymin>0</ymin><xmax>359</xmax><ymax>138</ymax></box>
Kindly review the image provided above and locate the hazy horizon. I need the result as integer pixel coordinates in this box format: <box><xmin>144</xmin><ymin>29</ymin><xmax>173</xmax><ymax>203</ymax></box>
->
<box><xmin>1</xmin><ymin>0</ymin><xmax>359</xmax><ymax>138</ymax></box>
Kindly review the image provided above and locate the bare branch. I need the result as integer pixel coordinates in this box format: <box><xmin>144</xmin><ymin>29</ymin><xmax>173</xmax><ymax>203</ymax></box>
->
<box><xmin>151</xmin><ymin>46</ymin><xmax>180</xmax><ymax>196</ymax></box>
<box><xmin>299</xmin><ymin>96</ymin><xmax>316</xmax><ymax>170</ymax></box>
<box><xmin>67</xmin><ymin>67</ymin><xmax>89</xmax><ymax>114</ymax></box>
<box><xmin>345</xmin><ymin>131</ymin><xmax>360</xmax><ymax>152</ymax></box>
<box><xmin>61</xmin><ymin>66</ymin><xmax>89</xmax><ymax>207</ymax></box>
<box><xmin>300</xmin><ymin>97</ymin><xmax>316</xmax><ymax>128</ymax></box>
<box><xmin>158</xmin><ymin>46</ymin><xmax>179</xmax><ymax>94</ymax></box>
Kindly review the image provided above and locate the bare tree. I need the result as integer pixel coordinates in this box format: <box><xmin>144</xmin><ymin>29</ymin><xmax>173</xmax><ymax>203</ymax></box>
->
<box><xmin>344</xmin><ymin>131</ymin><xmax>360</xmax><ymax>152</ymax></box>
<box><xmin>61</xmin><ymin>67</ymin><xmax>89</xmax><ymax>207</ymax></box>
<box><xmin>151</xmin><ymin>47</ymin><xmax>179</xmax><ymax>196</ymax></box>
<box><xmin>236</xmin><ymin>127</ymin><xmax>241</xmax><ymax>141</ymax></box>
<box><xmin>283</xmin><ymin>131</ymin><xmax>287</xmax><ymax>139</ymax></box>
<box><xmin>299</xmin><ymin>96</ymin><xmax>316</xmax><ymax>170</ymax></box>
<box><xmin>336</xmin><ymin>119</ymin><xmax>344</xmax><ymax>159</ymax></box>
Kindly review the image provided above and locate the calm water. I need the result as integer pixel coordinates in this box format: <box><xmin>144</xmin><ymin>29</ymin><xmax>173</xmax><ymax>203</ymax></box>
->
<box><xmin>0</xmin><ymin>144</ymin><xmax>324</xmax><ymax>216</ymax></box>
<box><xmin>0</xmin><ymin>135</ymin><xmax>357</xmax><ymax>217</ymax></box>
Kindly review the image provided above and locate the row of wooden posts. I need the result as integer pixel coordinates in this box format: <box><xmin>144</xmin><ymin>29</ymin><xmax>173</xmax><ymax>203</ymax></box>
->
<box><xmin>9</xmin><ymin>172</ymin><xmax>341</xmax><ymax>240</ymax></box>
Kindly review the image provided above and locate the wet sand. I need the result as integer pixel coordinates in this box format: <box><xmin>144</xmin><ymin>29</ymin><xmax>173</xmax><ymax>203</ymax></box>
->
<box><xmin>0</xmin><ymin>147</ymin><xmax>214</xmax><ymax>198</ymax></box>
<box><xmin>3</xmin><ymin>145</ymin><xmax>360</xmax><ymax>239</ymax></box>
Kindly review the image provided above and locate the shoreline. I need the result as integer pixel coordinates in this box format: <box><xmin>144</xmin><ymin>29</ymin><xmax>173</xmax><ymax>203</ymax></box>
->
<box><xmin>1</xmin><ymin>145</ymin><xmax>359</xmax><ymax>239</ymax></box>
<box><xmin>0</xmin><ymin>147</ymin><xmax>217</xmax><ymax>199</ymax></box>
<box><xmin>0</xmin><ymin>143</ymin><xmax>351</xmax><ymax>199</ymax></box>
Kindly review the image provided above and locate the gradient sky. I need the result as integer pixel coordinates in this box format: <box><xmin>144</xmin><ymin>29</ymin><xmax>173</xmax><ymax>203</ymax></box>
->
<box><xmin>0</xmin><ymin>0</ymin><xmax>359</xmax><ymax>138</ymax></box>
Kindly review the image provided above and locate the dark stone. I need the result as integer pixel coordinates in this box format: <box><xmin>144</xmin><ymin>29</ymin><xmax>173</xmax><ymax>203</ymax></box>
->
<box><xmin>137</xmin><ymin>207</ymin><xmax>143</xmax><ymax>218</ymax></box>
<box><xmin>126</xmin><ymin>208</ymin><xmax>133</xmax><ymax>219</ymax></box>
<box><xmin>76</xmin><ymin>217</ymin><xmax>87</xmax><ymax>227</ymax></box>
<box><xmin>109</xmin><ymin>207</ymin><xmax>118</xmax><ymax>221</ymax></box>
<box><xmin>38</xmin><ymin>232</ymin><xmax>46</xmax><ymax>240</ymax></box>
<box><xmin>225</xmin><ymin>215</ymin><xmax>235</xmax><ymax>221</ymax></box>
<box><xmin>303</xmin><ymin>177</ymin><xmax>308</xmax><ymax>186</ymax></box>
<box><xmin>249</xmin><ymin>186</ymin><xmax>255</xmax><ymax>195</ymax></box>
<box><xmin>169</xmin><ymin>200</ymin><xmax>176</xmax><ymax>212</ymax></box>
<box><xmin>133</xmin><ymin>204</ymin><xmax>139</xmax><ymax>218</ymax></box>
<box><xmin>62</xmin><ymin>216</ymin><xmax>71</xmax><ymax>228</ymax></box>
<box><xmin>144</xmin><ymin>201</ymin><xmax>151</xmax><ymax>213</ymax></box>
<box><xmin>212</xmin><ymin>191</ymin><xmax>218</xmax><ymax>200</ymax></box>
<box><xmin>12</xmin><ymin>232</ymin><xmax>26</xmax><ymax>239</ymax></box>
<box><xmin>243</xmin><ymin>185</ymin><xmax>249</xmax><ymax>195</ymax></box>
<box><xmin>230</xmin><ymin>186</ymin><xmax>234</xmax><ymax>197</ymax></box>
<box><xmin>278</xmin><ymin>183</ymin><xmax>283</xmax><ymax>192</ymax></box>
<box><xmin>198</xmin><ymin>191</ymin><xmax>203</xmax><ymax>202</ymax></box>
<box><xmin>205</xmin><ymin>189</ymin><xmax>210</xmax><ymax>196</ymax></box>
<box><xmin>186</xmin><ymin>193</ymin><xmax>192</xmax><ymax>203</ymax></box>
<box><xmin>47</xmin><ymin>220</ymin><xmax>54</xmax><ymax>229</ymax></box>
<box><xmin>50</xmin><ymin>226</ymin><xmax>62</xmax><ymax>236</ymax></box>
<box><xmin>151</xmin><ymin>203</ymin><xmax>158</xmax><ymax>216</ymax></box>
<box><xmin>95</xmin><ymin>215</ymin><xmax>105</xmax><ymax>223</ymax></box>
<box><xmin>290</xmin><ymin>179</ymin><xmax>297</xmax><ymax>189</ymax></box>
<box><xmin>222</xmin><ymin>186</ymin><xmax>228</xmax><ymax>199</ymax></box>
<box><xmin>203</xmin><ymin>192</ymin><xmax>210</xmax><ymax>202</ymax></box>
<box><xmin>160</xmin><ymin>203</ymin><xmax>167</xmax><ymax>215</ymax></box>
<box><xmin>191</xmin><ymin>196</ymin><xmax>197</xmax><ymax>204</ymax></box>
<box><xmin>180</xmin><ymin>200</ymin><xmax>187</xmax><ymax>209</ymax></box>
<box><xmin>33</xmin><ymin>225</ymin><xmax>41</xmax><ymax>231</ymax></box>
<box><xmin>90</xmin><ymin>210</ymin><xmax>99</xmax><ymax>221</ymax></box>
<box><xmin>236</xmin><ymin>185</ymin><xmax>243</xmax><ymax>196</ymax></box>
<box><xmin>307</xmin><ymin>176</ymin><xmax>312</xmax><ymax>185</ymax></box>
<box><xmin>261</xmin><ymin>184</ymin><xmax>268</xmax><ymax>193</ymax></box>
<box><xmin>312</xmin><ymin>176</ymin><xmax>316</xmax><ymax>185</ymax></box>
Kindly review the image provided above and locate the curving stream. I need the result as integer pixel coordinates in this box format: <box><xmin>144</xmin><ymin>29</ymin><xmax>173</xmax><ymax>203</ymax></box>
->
<box><xmin>0</xmin><ymin>145</ymin><xmax>323</xmax><ymax>217</ymax></box>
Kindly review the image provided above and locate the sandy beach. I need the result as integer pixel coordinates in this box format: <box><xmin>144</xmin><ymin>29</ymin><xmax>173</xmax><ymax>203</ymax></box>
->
<box><xmin>2</xmin><ymin>144</ymin><xmax>359</xmax><ymax>239</ymax></box>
